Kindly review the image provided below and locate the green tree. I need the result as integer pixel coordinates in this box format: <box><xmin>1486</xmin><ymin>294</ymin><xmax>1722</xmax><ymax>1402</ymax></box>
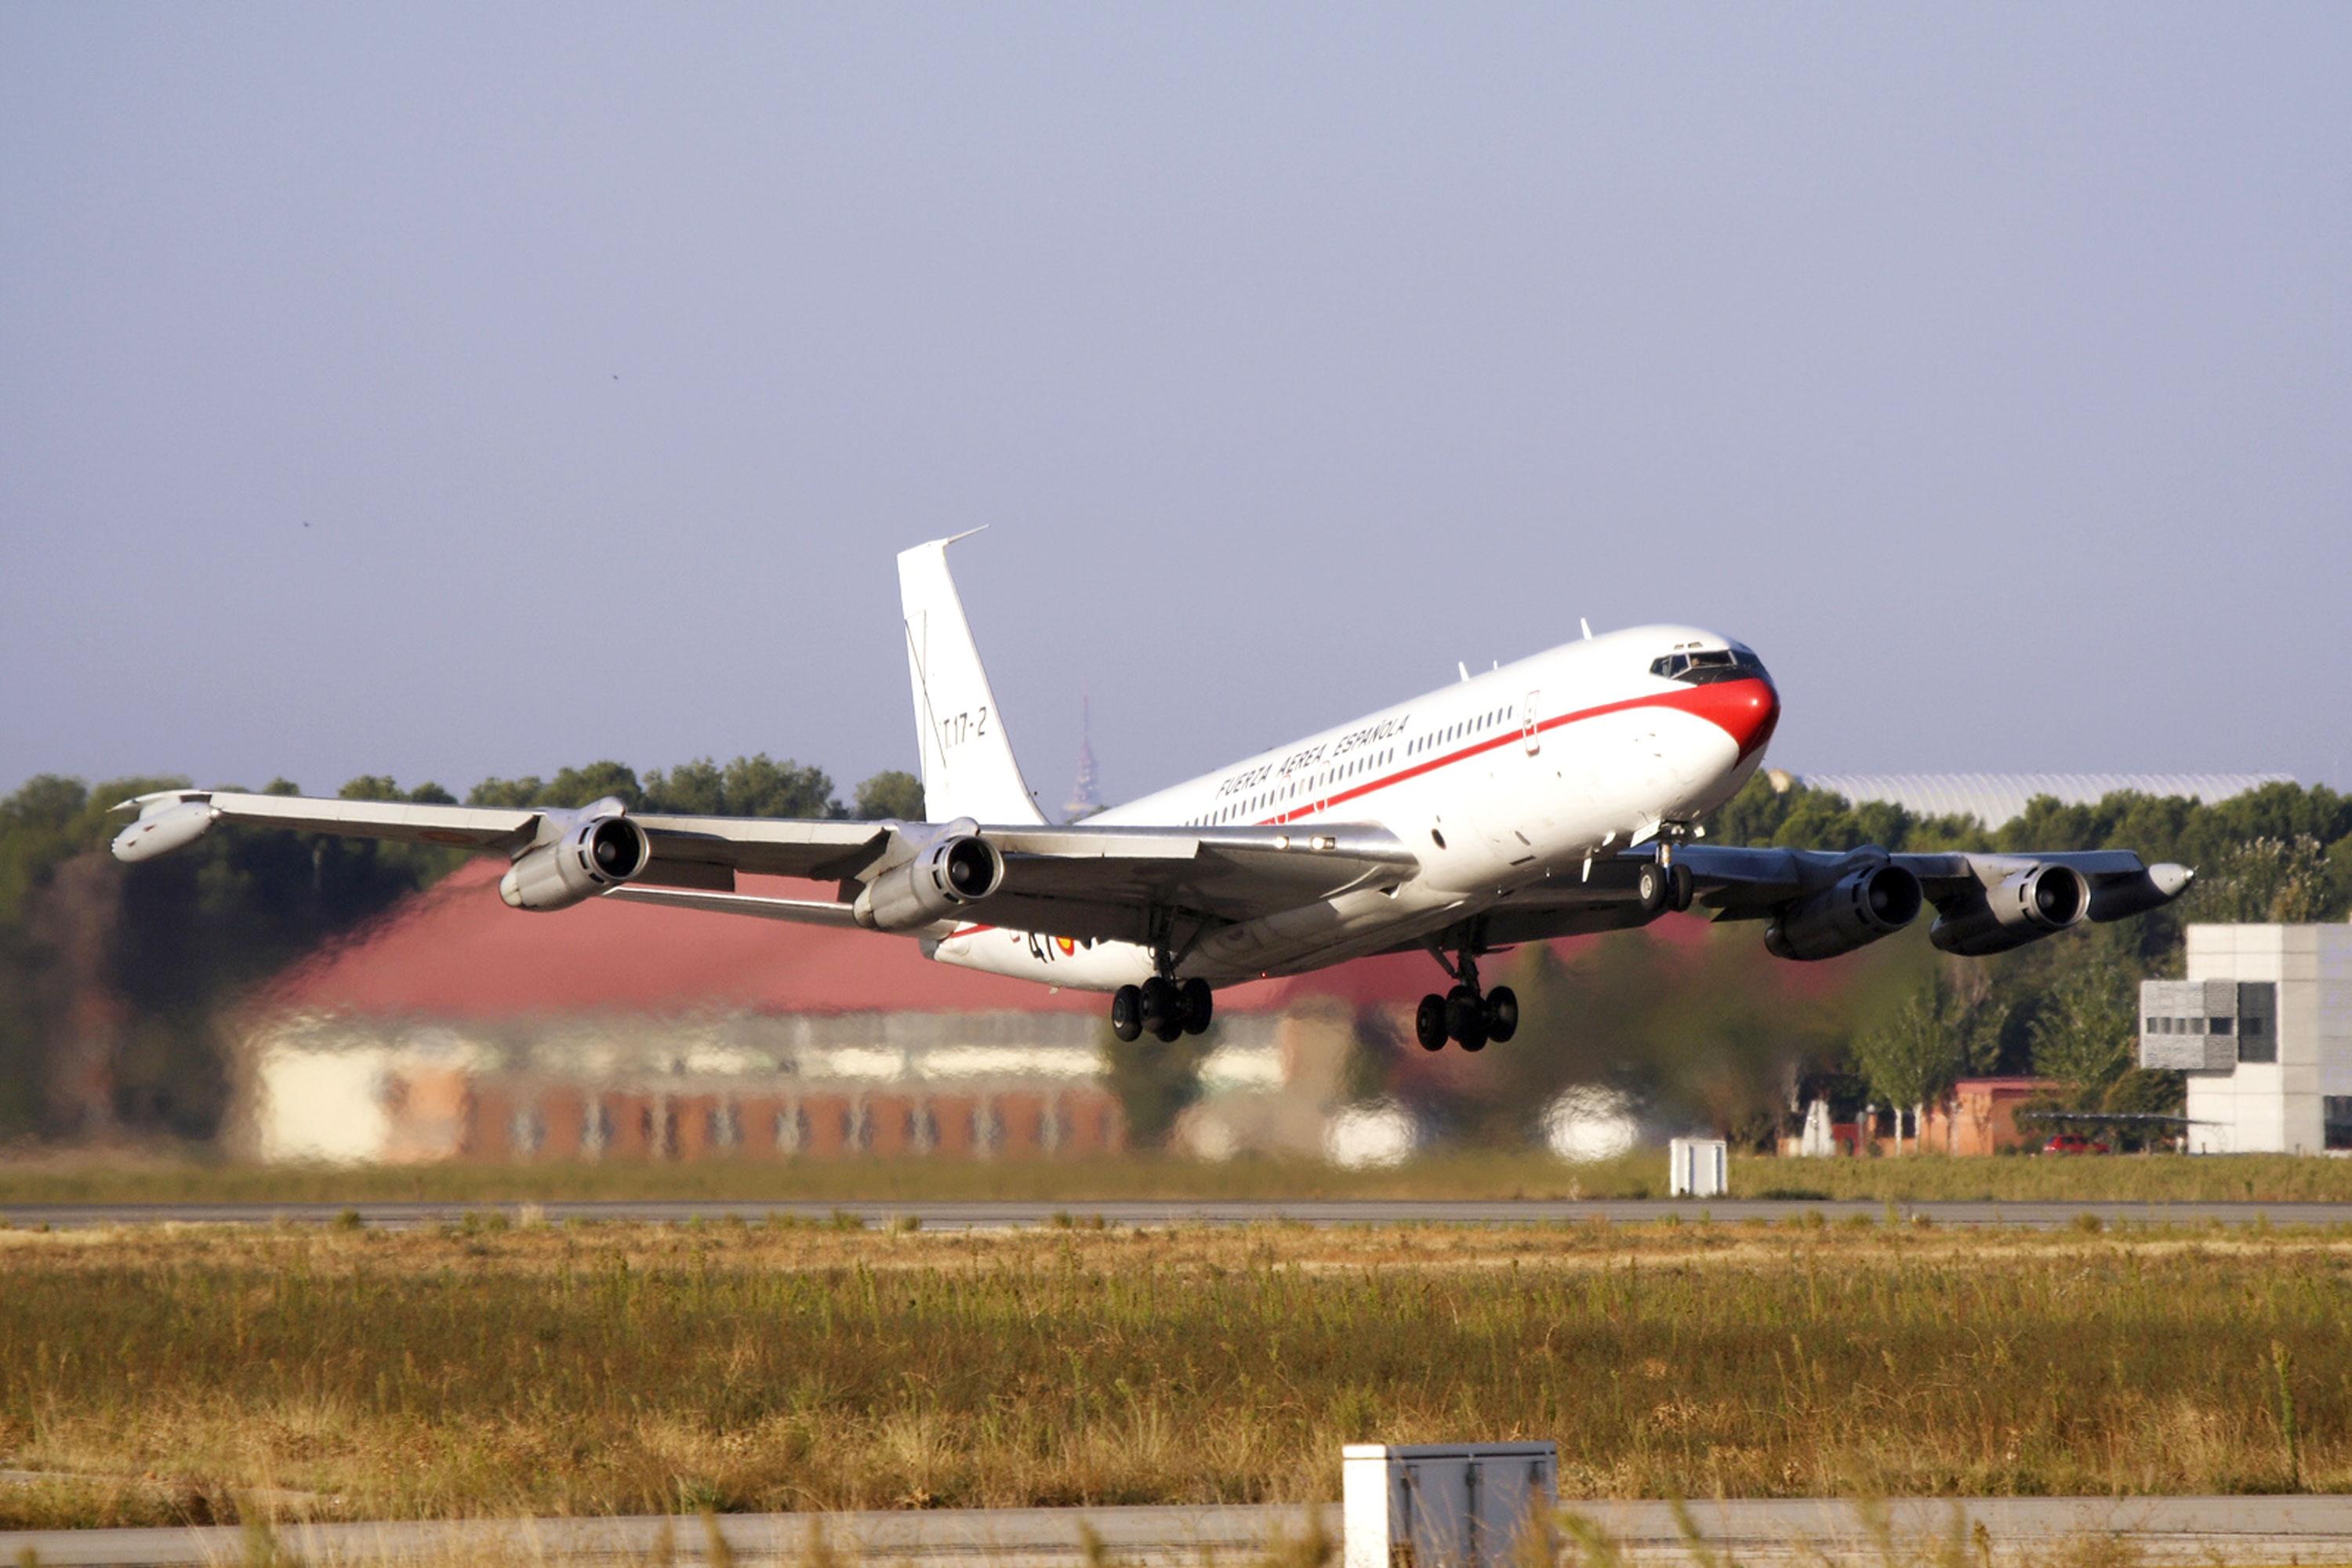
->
<box><xmin>1850</xmin><ymin>968</ymin><xmax>2001</xmax><ymax>1152</ymax></box>
<box><xmin>641</xmin><ymin>755</ymin><xmax>839</xmax><ymax>819</ymax></box>
<box><xmin>2189</xmin><ymin>835</ymin><xmax>2336</xmax><ymax>924</ymax></box>
<box><xmin>853</xmin><ymin>770</ymin><xmax>925</xmax><ymax>822</ymax></box>
<box><xmin>2028</xmin><ymin>954</ymin><xmax>2138</xmax><ymax>1098</ymax></box>
<box><xmin>466</xmin><ymin>775</ymin><xmax>546</xmax><ymax>809</ymax></box>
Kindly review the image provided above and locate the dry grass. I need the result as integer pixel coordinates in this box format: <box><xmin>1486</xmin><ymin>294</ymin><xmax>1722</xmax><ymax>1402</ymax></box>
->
<box><xmin>4</xmin><ymin>1220</ymin><xmax>2350</xmax><ymax>1531</ymax></box>
<box><xmin>8</xmin><ymin>1150</ymin><xmax>2352</xmax><ymax>1207</ymax></box>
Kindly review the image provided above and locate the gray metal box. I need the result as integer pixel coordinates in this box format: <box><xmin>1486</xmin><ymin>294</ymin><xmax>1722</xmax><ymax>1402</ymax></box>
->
<box><xmin>1343</xmin><ymin>1443</ymin><xmax>1558</xmax><ymax>1568</ymax></box>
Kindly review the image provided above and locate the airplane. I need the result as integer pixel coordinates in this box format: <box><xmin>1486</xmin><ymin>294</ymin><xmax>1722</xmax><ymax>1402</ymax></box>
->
<box><xmin>113</xmin><ymin>532</ymin><xmax>2193</xmax><ymax>1052</ymax></box>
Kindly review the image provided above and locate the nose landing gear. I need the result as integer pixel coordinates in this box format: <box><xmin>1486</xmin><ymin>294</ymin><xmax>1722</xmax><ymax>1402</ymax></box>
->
<box><xmin>1111</xmin><ymin>975</ymin><xmax>1214</xmax><ymax>1044</ymax></box>
<box><xmin>1414</xmin><ymin>946</ymin><xmax>1516</xmax><ymax>1052</ymax></box>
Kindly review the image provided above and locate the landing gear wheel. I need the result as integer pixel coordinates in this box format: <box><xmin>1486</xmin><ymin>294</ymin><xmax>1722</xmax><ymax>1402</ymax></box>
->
<box><xmin>1179</xmin><ymin>978</ymin><xmax>1214</xmax><ymax>1036</ymax></box>
<box><xmin>1485</xmin><ymin>985</ymin><xmax>1519</xmax><ymax>1044</ymax></box>
<box><xmin>1110</xmin><ymin>985</ymin><xmax>1143</xmax><ymax>1044</ymax></box>
<box><xmin>1668</xmin><ymin>863</ymin><xmax>1694</xmax><ymax>913</ymax></box>
<box><xmin>1416</xmin><ymin>994</ymin><xmax>1448</xmax><ymax>1051</ymax></box>
<box><xmin>1636</xmin><ymin>862</ymin><xmax>1670</xmax><ymax>916</ymax></box>
<box><xmin>1139</xmin><ymin>977</ymin><xmax>1182</xmax><ymax>1043</ymax></box>
<box><xmin>1445</xmin><ymin>985</ymin><xmax>1483</xmax><ymax>1047</ymax></box>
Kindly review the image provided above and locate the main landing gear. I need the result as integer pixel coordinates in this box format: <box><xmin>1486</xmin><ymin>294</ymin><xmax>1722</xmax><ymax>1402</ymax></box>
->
<box><xmin>1110</xmin><ymin>976</ymin><xmax>1214</xmax><ymax>1044</ymax></box>
<box><xmin>1635</xmin><ymin>859</ymin><xmax>1695</xmax><ymax>916</ymax></box>
<box><xmin>1414</xmin><ymin>947</ymin><xmax>1515</xmax><ymax>1053</ymax></box>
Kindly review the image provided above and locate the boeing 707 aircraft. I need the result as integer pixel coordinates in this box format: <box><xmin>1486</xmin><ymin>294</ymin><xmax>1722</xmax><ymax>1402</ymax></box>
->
<box><xmin>114</xmin><ymin>534</ymin><xmax>2191</xmax><ymax>1051</ymax></box>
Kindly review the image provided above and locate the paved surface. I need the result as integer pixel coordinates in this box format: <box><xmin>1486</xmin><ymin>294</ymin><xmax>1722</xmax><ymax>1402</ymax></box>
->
<box><xmin>7</xmin><ymin>1196</ymin><xmax>2352</xmax><ymax>1230</ymax></box>
<box><xmin>7</xmin><ymin>1497</ymin><xmax>2352</xmax><ymax>1566</ymax></box>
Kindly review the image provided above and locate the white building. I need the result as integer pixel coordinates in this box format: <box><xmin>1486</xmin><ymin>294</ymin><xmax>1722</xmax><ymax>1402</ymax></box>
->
<box><xmin>2141</xmin><ymin>925</ymin><xmax>2352</xmax><ymax>1154</ymax></box>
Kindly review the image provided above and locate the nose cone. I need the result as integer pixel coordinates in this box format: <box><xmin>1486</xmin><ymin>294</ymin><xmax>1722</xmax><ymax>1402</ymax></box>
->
<box><xmin>1682</xmin><ymin>675</ymin><xmax>1780</xmax><ymax>760</ymax></box>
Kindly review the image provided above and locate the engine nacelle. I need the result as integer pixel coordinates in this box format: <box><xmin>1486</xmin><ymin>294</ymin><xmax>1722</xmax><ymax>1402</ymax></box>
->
<box><xmin>1929</xmin><ymin>863</ymin><xmax>2089</xmax><ymax>956</ymax></box>
<box><xmin>853</xmin><ymin>833</ymin><xmax>1005</xmax><ymax>932</ymax></box>
<box><xmin>499</xmin><ymin>814</ymin><xmax>652</xmax><ymax>912</ymax></box>
<box><xmin>1764</xmin><ymin>863</ymin><xmax>1923</xmax><ymax>961</ymax></box>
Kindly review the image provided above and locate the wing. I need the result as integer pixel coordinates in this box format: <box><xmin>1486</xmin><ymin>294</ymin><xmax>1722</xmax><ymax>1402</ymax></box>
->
<box><xmin>114</xmin><ymin>789</ymin><xmax>1418</xmax><ymax>944</ymax></box>
<box><xmin>602</xmin><ymin>822</ymin><xmax>1417</xmax><ymax>940</ymax></box>
<box><xmin>1666</xmin><ymin>842</ymin><xmax>2192</xmax><ymax>956</ymax></box>
<box><xmin>1411</xmin><ymin>843</ymin><xmax>2190</xmax><ymax>958</ymax></box>
<box><xmin>112</xmin><ymin>789</ymin><xmax>889</xmax><ymax>883</ymax></box>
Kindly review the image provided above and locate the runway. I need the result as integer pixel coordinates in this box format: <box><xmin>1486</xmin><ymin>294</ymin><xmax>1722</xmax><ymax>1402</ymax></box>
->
<box><xmin>9</xmin><ymin>1497</ymin><xmax>2352</xmax><ymax>1566</ymax></box>
<box><xmin>6</xmin><ymin>1196</ymin><xmax>2352</xmax><ymax>1229</ymax></box>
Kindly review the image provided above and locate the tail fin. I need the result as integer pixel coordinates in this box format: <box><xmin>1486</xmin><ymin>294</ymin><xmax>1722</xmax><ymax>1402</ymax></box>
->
<box><xmin>898</xmin><ymin>531</ymin><xmax>1046</xmax><ymax>826</ymax></box>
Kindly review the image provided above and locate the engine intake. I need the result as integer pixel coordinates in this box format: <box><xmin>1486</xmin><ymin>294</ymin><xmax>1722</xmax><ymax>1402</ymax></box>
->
<box><xmin>499</xmin><ymin>813</ymin><xmax>652</xmax><ymax>912</ymax></box>
<box><xmin>1764</xmin><ymin>863</ymin><xmax>1923</xmax><ymax>961</ymax></box>
<box><xmin>855</xmin><ymin>833</ymin><xmax>1005</xmax><ymax>931</ymax></box>
<box><xmin>1929</xmin><ymin>863</ymin><xmax>2089</xmax><ymax>956</ymax></box>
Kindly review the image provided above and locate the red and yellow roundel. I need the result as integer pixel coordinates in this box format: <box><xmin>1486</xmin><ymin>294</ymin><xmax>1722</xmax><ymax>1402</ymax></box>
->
<box><xmin>1055</xmin><ymin>936</ymin><xmax>1076</xmax><ymax>956</ymax></box>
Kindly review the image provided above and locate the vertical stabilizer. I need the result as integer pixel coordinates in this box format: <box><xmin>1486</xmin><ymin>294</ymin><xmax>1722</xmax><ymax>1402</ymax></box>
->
<box><xmin>898</xmin><ymin>532</ymin><xmax>1047</xmax><ymax>825</ymax></box>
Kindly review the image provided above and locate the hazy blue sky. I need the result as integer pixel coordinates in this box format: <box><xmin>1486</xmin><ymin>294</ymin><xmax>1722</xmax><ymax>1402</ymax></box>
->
<box><xmin>5</xmin><ymin>4</ymin><xmax>2347</xmax><ymax>809</ymax></box>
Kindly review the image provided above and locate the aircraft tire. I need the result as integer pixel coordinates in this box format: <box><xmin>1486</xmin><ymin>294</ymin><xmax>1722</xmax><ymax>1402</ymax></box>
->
<box><xmin>1415</xmin><ymin>994</ymin><xmax>1448</xmax><ymax>1051</ymax></box>
<box><xmin>1668</xmin><ymin>863</ymin><xmax>1695</xmax><ymax>913</ymax></box>
<box><xmin>1636</xmin><ymin>862</ymin><xmax>1669</xmax><ymax>915</ymax></box>
<box><xmin>1138</xmin><ymin>977</ymin><xmax>1179</xmax><ymax>1037</ymax></box>
<box><xmin>1180</xmin><ymin>978</ymin><xmax>1214</xmax><ymax>1036</ymax></box>
<box><xmin>1110</xmin><ymin>985</ymin><xmax>1143</xmax><ymax>1044</ymax></box>
<box><xmin>1445</xmin><ymin>985</ymin><xmax>1482</xmax><ymax>1044</ymax></box>
<box><xmin>1457</xmin><ymin>1019</ymin><xmax>1488</xmax><ymax>1052</ymax></box>
<box><xmin>1152</xmin><ymin>1018</ymin><xmax>1185</xmax><ymax>1044</ymax></box>
<box><xmin>1486</xmin><ymin>985</ymin><xmax>1519</xmax><ymax>1044</ymax></box>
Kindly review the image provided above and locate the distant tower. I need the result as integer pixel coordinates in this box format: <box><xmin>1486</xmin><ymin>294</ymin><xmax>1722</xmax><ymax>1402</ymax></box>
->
<box><xmin>1064</xmin><ymin>694</ymin><xmax>1105</xmax><ymax>822</ymax></box>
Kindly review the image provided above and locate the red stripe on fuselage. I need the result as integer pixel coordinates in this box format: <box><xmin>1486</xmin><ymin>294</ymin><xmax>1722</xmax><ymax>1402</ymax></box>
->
<box><xmin>940</xmin><ymin>677</ymin><xmax>1777</xmax><ymax>939</ymax></box>
<box><xmin>1254</xmin><ymin>675</ymin><xmax>1777</xmax><ymax>825</ymax></box>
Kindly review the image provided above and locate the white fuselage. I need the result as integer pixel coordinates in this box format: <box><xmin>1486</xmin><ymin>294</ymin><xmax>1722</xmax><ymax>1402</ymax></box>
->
<box><xmin>931</xmin><ymin>624</ymin><xmax>1779</xmax><ymax>991</ymax></box>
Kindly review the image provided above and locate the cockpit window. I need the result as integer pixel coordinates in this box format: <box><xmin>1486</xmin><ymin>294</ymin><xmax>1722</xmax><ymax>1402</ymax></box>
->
<box><xmin>1650</xmin><ymin>648</ymin><xmax>1768</xmax><ymax>686</ymax></box>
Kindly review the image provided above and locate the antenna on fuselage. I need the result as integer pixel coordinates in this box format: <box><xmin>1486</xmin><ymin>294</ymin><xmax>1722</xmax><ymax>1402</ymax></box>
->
<box><xmin>1457</xmin><ymin>662</ymin><xmax>1470</xmax><ymax>683</ymax></box>
<box><xmin>1581</xmin><ymin>618</ymin><xmax>1593</xmax><ymax>640</ymax></box>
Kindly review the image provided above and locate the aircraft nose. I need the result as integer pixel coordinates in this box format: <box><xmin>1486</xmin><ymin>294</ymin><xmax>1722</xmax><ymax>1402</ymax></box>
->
<box><xmin>1689</xmin><ymin>676</ymin><xmax>1780</xmax><ymax>760</ymax></box>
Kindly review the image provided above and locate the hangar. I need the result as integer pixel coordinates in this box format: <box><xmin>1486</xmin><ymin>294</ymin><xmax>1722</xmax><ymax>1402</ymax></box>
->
<box><xmin>232</xmin><ymin>861</ymin><xmax>1456</xmax><ymax>1164</ymax></box>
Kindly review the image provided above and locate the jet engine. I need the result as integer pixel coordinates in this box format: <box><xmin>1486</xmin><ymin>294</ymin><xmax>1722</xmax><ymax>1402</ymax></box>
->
<box><xmin>854</xmin><ymin>833</ymin><xmax>1005</xmax><ymax>931</ymax></box>
<box><xmin>1764</xmin><ymin>863</ymin><xmax>1923</xmax><ymax>961</ymax></box>
<box><xmin>1929</xmin><ymin>863</ymin><xmax>2089</xmax><ymax>956</ymax></box>
<box><xmin>499</xmin><ymin>812</ymin><xmax>652</xmax><ymax>911</ymax></box>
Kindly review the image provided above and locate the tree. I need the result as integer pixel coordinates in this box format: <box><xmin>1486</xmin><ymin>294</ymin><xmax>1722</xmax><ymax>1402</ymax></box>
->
<box><xmin>641</xmin><ymin>756</ymin><xmax>838</xmax><ymax>819</ymax></box>
<box><xmin>853</xmin><ymin>770</ymin><xmax>925</xmax><ymax>822</ymax></box>
<box><xmin>2028</xmin><ymin>955</ymin><xmax>2138</xmax><ymax>1100</ymax></box>
<box><xmin>2190</xmin><ymin>835</ymin><xmax>2336</xmax><ymax>924</ymax></box>
<box><xmin>1851</xmin><ymin>968</ymin><xmax>2000</xmax><ymax>1152</ymax></box>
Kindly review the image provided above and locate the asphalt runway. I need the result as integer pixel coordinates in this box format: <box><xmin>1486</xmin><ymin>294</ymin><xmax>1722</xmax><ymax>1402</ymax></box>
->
<box><xmin>7</xmin><ymin>1196</ymin><xmax>2352</xmax><ymax>1229</ymax></box>
<box><xmin>9</xmin><ymin>1497</ymin><xmax>2352</xmax><ymax>1566</ymax></box>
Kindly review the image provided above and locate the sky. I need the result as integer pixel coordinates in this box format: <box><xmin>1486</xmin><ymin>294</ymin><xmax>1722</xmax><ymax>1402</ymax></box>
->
<box><xmin>5</xmin><ymin>4</ymin><xmax>2348</xmax><ymax>811</ymax></box>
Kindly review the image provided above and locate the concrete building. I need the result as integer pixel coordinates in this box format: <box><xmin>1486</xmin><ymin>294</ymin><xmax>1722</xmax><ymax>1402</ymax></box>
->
<box><xmin>2140</xmin><ymin>924</ymin><xmax>2352</xmax><ymax>1154</ymax></box>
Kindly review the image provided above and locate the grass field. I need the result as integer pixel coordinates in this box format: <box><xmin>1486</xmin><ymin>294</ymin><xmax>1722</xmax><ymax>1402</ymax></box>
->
<box><xmin>4</xmin><ymin>1218</ymin><xmax>2350</xmax><ymax>1532</ymax></box>
<box><xmin>9</xmin><ymin>1150</ymin><xmax>2352</xmax><ymax>1207</ymax></box>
